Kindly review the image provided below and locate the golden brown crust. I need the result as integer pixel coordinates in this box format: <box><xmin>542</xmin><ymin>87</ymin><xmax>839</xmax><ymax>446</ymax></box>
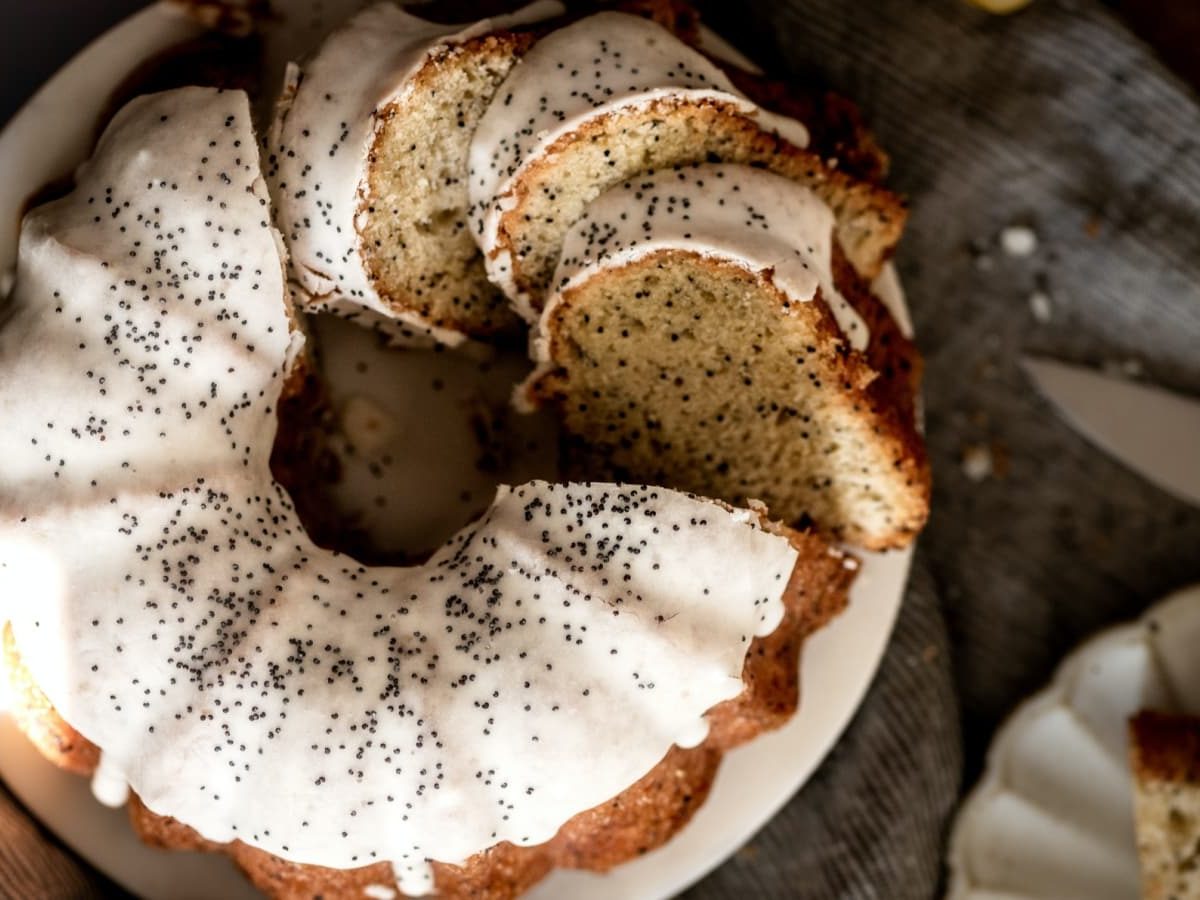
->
<box><xmin>596</xmin><ymin>0</ymin><xmax>893</xmax><ymax>184</ymax></box>
<box><xmin>268</xmin><ymin>360</ymin><xmax>346</xmax><ymax>551</ymax></box>
<box><xmin>828</xmin><ymin>247</ymin><xmax>931</xmax><ymax>549</ymax></box>
<box><xmin>832</xmin><ymin>247</ymin><xmax>922</xmax><ymax>425</ymax></box>
<box><xmin>1130</xmin><ymin>710</ymin><xmax>1200</xmax><ymax>784</ymax></box>
<box><xmin>6</xmin><ymin>526</ymin><xmax>851</xmax><ymax>899</ymax></box>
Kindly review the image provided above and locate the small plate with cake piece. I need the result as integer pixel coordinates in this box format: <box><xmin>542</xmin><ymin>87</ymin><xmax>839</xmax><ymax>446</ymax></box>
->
<box><xmin>947</xmin><ymin>584</ymin><xmax>1200</xmax><ymax>900</ymax></box>
<box><xmin>0</xmin><ymin>2</ymin><xmax>923</xmax><ymax>899</ymax></box>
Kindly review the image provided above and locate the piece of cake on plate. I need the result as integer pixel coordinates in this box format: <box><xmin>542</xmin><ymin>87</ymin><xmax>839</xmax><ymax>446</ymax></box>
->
<box><xmin>1130</xmin><ymin>710</ymin><xmax>1200</xmax><ymax>900</ymax></box>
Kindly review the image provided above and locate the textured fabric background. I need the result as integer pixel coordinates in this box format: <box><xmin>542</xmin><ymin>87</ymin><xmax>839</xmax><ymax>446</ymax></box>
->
<box><xmin>686</xmin><ymin>1</ymin><xmax>1200</xmax><ymax>896</ymax></box>
<box><xmin>2</xmin><ymin>1</ymin><xmax>1199</xmax><ymax>898</ymax></box>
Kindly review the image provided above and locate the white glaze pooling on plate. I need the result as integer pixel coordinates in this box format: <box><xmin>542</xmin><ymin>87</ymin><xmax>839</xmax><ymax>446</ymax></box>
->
<box><xmin>948</xmin><ymin>585</ymin><xmax>1200</xmax><ymax>900</ymax></box>
<box><xmin>540</xmin><ymin>163</ymin><xmax>867</xmax><ymax>352</ymax></box>
<box><xmin>0</xmin><ymin>83</ymin><xmax>805</xmax><ymax>895</ymax></box>
<box><xmin>0</xmin><ymin>7</ymin><xmax>915</xmax><ymax>899</ymax></box>
<box><xmin>468</xmin><ymin>11</ymin><xmax>811</xmax><ymax>317</ymax></box>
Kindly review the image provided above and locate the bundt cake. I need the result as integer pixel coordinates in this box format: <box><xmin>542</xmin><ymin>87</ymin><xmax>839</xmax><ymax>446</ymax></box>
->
<box><xmin>1130</xmin><ymin>711</ymin><xmax>1200</xmax><ymax>900</ymax></box>
<box><xmin>520</xmin><ymin>164</ymin><xmax>928</xmax><ymax>549</ymax></box>
<box><xmin>468</xmin><ymin>10</ymin><xmax>907</xmax><ymax>320</ymax></box>
<box><xmin>0</xmin><ymin>85</ymin><xmax>858</xmax><ymax>899</ymax></box>
<box><xmin>267</xmin><ymin>2</ymin><xmax>555</xmax><ymax>343</ymax></box>
<box><xmin>0</xmin><ymin>0</ymin><xmax>935</xmax><ymax>894</ymax></box>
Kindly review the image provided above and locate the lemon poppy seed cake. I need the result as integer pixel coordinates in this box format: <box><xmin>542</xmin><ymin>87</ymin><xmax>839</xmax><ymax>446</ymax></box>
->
<box><xmin>468</xmin><ymin>11</ymin><xmax>907</xmax><ymax>320</ymax></box>
<box><xmin>0</xmin><ymin>2</ymin><xmax>933</xmax><ymax>896</ymax></box>
<box><xmin>0</xmin><ymin>85</ymin><xmax>860</xmax><ymax>900</ymax></box>
<box><xmin>521</xmin><ymin>164</ymin><xmax>929</xmax><ymax>549</ymax></box>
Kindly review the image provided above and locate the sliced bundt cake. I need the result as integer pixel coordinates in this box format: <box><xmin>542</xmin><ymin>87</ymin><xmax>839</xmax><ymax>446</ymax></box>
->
<box><xmin>1130</xmin><ymin>711</ymin><xmax>1200</xmax><ymax>900</ymax></box>
<box><xmin>469</xmin><ymin>10</ymin><xmax>907</xmax><ymax>320</ymax></box>
<box><xmin>268</xmin><ymin>2</ymin><xmax>553</xmax><ymax>343</ymax></box>
<box><xmin>0</xmin><ymin>85</ymin><xmax>860</xmax><ymax>900</ymax></box>
<box><xmin>520</xmin><ymin>164</ymin><xmax>929</xmax><ymax>549</ymax></box>
<box><xmin>4</xmin><ymin>519</ymin><xmax>855</xmax><ymax>900</ymax></box>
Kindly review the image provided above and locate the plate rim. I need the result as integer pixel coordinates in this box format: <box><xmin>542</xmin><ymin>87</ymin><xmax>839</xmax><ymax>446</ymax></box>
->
<box><xmin>945</xmin><ymin>582</ymin><xmax>1200</xmax><ymax>898</ymax></box>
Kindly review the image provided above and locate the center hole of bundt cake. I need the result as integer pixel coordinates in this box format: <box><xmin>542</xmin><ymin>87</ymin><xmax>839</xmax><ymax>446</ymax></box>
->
<box><xmin>270</xmin><ymin>314</ymin><xmax>560</xmax><ymax>564</ymax></box>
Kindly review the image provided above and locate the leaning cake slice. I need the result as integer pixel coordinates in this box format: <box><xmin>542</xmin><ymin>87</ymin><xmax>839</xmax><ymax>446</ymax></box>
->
<box><xmin>520</xmin><ymin>163</ymin><xmax>929</xmax><ymax>549</ymax></box>
<box><xmin>268</xmin><ymin>2</ymin><xmax>554</xmax><ymax>343</ymax></box>
<box><xmin>469</xmin><ymin>10</ymin><xmax>906</xmax><ymax>319</ymax></box>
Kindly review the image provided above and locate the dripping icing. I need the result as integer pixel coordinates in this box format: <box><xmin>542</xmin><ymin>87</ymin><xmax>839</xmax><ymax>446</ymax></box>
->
<box><xmin>91</xmin><ymin>752</ymin><xmax>129</xmax><ymax>808</ymax></box>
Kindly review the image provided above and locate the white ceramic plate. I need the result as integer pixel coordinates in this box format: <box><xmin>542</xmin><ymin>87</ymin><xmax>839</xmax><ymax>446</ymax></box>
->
<box><xmin>946</xmin><ymin>584</ymin><xmax>1200</xmax><ymax>900</ymax></box>
<box><xmin>0</xmin><ymin>4</ymin><xmax>914</xmax><ymax>898</ymax></box>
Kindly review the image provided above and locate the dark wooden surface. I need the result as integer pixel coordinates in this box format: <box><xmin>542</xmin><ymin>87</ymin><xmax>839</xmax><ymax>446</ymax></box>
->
<box><xmin>0</xmin><ymin>1</ymin><xmax>1197</xmax><ymax>898</ymax></box>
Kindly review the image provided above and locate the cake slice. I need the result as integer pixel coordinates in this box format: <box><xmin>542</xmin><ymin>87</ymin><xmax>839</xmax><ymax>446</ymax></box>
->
<box><xmin>520</xmin><ymin>164</ymin><xmax>929</xmax><ymax>549</ymax></box>
<box><xmin>468</xmin><ymin>10</ymin><xmax>906</xmax><ymax>320</ymax></box>
<box><xmin>268</xmin><ymin>2</ymin><xmax>554</xmax><ymax>344</ymax></box>
<box><xmin>1130</xmin><ymin>710</ymin><xmax>1200</xmax><ymax>900</ymax></box>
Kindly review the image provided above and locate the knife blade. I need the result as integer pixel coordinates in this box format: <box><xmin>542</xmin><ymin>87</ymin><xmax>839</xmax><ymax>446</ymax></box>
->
<box><xmin>1021</xmin><ymin>356</ymin><xmax>1200</xmax><ymax>507</ymax></box>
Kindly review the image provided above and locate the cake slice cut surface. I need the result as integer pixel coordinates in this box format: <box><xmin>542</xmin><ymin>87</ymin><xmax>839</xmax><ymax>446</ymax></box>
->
<box><xmin>521</xmin><ymin>164</ymin><xmax>928</xmax><ymax>549</ymax></box>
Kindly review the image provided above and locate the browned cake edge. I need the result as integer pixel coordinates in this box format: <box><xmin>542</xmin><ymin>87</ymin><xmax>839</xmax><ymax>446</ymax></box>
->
<box><xmin>595</xmin><ymin>0</ymin><xmax>894</xmax><ymax>185</ymax></box>
<box><xmin>1130</xmin><ymin>710</ymin><xmax>1200</xmax><ymax>784</ymax></box>
<box><xmin>493</xmin><ymin>96</ymin><xmax>905</xmax><ymax>311</ymax></box>
<box><xmin>566</xmin><ymin>1</ymin><xmax>910</xmax><ymax>277</ymax></box>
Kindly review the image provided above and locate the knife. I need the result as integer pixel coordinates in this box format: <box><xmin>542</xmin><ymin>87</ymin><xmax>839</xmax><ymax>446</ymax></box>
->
<box><xmin>1021</xmin><ymin>356</ymin><xmax>1200</xmax><ymax>507</ymax></box>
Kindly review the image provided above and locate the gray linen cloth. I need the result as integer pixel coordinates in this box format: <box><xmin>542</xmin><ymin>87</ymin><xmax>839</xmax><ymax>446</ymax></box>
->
<box><xmin>685</xmin><ymin>0</ymin><xmax>1200</xmax><ymax>897</ymax></box>
<box><xmin>2</xmin><ymin>2</ymin><xmax>1200</xmax><ymax>899</ymax></box>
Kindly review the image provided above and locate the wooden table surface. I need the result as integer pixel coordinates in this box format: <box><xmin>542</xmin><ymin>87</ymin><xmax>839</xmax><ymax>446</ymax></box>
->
<box><xmin>1</xmin><ymin>1</ymin><xmax>1197</xmax><ymax>898</ymax></box>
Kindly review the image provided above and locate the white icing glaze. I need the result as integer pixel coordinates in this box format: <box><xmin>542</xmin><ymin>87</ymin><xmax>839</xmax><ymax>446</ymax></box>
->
<box><xmin>90</xmin><ymin>752</ymin><xmax>130</xmax><ymax>808</ymax></box>
<box><xmin>267</xmin><ymin>2</ymin><xmax>560</xmax><ymax>347</ymax></box>
<box><xmin>0</xmin><ymin>88</ymin><xmax>798</xmax><ymax>891</ymax></box>
<box><xmin>468</xmin><ymin>11</ymin><xmax>811</xmax><ymax>316</ymax></box>
<box><xmin>523</xmin><ymin>163</ymin><xmax>868</xmax><ymax>397</ymax></box>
